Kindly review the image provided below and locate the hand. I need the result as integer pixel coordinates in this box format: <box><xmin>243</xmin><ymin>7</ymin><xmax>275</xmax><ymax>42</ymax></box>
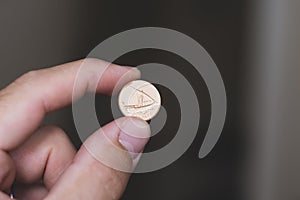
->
<box><xmin>0</xmin><ymin>59</ymin><xmax>151</xmax><ymax>199</ymax></box>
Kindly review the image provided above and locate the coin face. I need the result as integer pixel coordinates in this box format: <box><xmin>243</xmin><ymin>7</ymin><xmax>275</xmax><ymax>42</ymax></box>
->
<box><xmin>118</xmin><ymin>80</ymin><xmax>161</xmax><ymax>121</ymax></box>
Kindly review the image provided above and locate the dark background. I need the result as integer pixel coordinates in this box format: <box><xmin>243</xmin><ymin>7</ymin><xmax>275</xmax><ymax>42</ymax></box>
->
<box><xmin>0</xmin><ymin>1</ymin><xmax>248</xmax><ymax>199</ymax></box>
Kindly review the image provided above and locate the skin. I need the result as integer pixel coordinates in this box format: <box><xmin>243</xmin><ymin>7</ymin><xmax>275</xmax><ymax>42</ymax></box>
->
<box><xmin>0</xmin><ymin>58</ymin><xmax>151</xmax><ymax>200</ymax></box>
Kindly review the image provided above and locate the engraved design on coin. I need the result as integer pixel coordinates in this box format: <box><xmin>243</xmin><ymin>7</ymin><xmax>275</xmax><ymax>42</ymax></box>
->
<box><xmin>118</xmin><ymin>80</ymin><xmax>161</xmax><ymax>121</ymax></box>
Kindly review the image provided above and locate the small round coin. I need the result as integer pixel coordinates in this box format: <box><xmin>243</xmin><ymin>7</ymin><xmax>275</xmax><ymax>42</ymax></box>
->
<box><xmin>118</xmin><ymin>80</ymin><xmax>161</xmax><ymax>121</ymax></box>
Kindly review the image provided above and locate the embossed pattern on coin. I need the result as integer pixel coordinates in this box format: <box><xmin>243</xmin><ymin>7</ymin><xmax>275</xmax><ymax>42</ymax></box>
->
<box><xmin>118</xmin><ymin>80</ymin><xmax>161</xmax><ymax>121</ymax></box>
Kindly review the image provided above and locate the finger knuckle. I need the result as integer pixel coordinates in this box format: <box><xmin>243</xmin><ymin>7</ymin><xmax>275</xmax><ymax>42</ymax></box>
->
<box><xmin>41</xmin><ymin>125</ymin><xmax>65</xmax><ymax>137</ymax></box>
<box><xmin>84</xmin><ymin>58</ymin><xmax>103</xmax><ymax>64</ymax></box>
<box><xmin>0</xmin><ymin>70</ymin><xmax>42</xmax><ymax>100</ymax></box>
<box><xmin>0</xmin><ymin>150</ymin><xmax>15</xmax><ymax>189</ymax></box>
<box><xmin>38</xmin><ymin>126</ymin><xmax>75</xmax><ymax>154</ymax></box>
<box><xmin>42</xmin><ymin>125</ymin><xmax>64</xmax><ymax>133</ymax></box>
<box><xmin>19</xmin><ymin>70</ymin><xmax>41</xmax><ymax>82</ymax></box>
<box><xmin>39</xmin><ymin>125</ymin><xmax>68</xmax><ymax>142</ymax></box>
<box><xmin>8</xmin><ymin>70</ymin><xmax>42</xmax><ymax>91</ymax></box>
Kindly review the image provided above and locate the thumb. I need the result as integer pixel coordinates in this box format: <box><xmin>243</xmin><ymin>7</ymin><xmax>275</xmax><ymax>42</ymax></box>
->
<box><xmin>45</xmin><ymin>117</ymin><xmax>150</xmax><ymax>200</ymax></box>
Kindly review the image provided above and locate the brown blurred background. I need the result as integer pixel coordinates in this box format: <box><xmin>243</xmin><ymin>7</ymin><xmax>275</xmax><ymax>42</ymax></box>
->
<box><xmin>1</xmin><ymin>0</ymin><xmax>299</xmax><ymax>200</ymax></box>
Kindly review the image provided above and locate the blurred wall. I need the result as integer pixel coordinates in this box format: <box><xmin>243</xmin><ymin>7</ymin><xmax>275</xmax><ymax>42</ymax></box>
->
<box><xmin>0</xmin><ymin>1</ymin><xmax>247</xmax><ymax>199</ymax></box>
<box><xmin>245</xmin><ymin>0</ymin><xmax>300</xmax><ymax>200</ymax></box>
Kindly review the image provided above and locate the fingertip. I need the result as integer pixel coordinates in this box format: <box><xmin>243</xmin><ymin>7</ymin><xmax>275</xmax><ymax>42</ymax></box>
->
<box><xmin>110</xmin><ymin>67</ymin><xmax>141</xmax><ymax>95</ymax></box>
<box><xmin>82</xmin><ymin>117</ymin><xmax>150</xmax><ymax>172</ymax></box>
<box><xmin>118</xmin><ymin>117</ymin><xmax>151</xmax><ymax>159</ymax></box>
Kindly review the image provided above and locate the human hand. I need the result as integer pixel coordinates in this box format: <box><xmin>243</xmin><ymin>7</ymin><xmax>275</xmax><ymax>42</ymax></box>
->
<box><xmin>0</xmin><ymin>59</ymin><xmax>151</xmax><ymax>199</ymax></box>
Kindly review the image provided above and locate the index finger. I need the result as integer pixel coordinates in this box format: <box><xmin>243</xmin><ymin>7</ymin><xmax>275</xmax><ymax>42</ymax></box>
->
<box><xmin>0</xmin><ymin>58</ymin><xmax>140</xmax><ymax>151</ymax></box>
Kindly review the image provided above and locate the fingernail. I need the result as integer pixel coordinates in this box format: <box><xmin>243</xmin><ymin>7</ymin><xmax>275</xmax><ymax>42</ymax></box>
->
<box><xmin>118</xmin><ymin>117</ymin><xmax>151</xmax><ymax>159</ymax></box>
<box><xmin>127</xmin><ymin>66</ymin><xmax>140</xmax><ymax>73</ymax></box>
<box><xmin>127</xmin><ymin>67</ymin><xmax>141</xmax><ymax>81</ymax></box>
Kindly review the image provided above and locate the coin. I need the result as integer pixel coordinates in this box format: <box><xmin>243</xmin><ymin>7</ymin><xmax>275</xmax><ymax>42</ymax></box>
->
<box><xmin>118</xmin><ymin>80</ymin><xmax>161</xmax><ymax>121</ymax></box>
